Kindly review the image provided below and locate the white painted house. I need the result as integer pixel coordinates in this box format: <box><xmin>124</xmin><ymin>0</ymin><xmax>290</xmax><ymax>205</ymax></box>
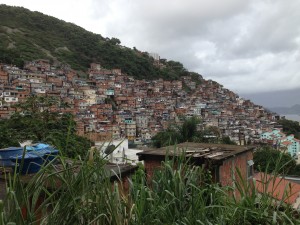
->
<box><xmin>95</xmin><ymin>139</ymin><xmax>143</xmax><ymax>165</ymax></box>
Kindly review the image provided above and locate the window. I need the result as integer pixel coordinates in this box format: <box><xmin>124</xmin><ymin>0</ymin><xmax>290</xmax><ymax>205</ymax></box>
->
<box><xmin>247</xmin><ymin>160</ymin><xmax>254</xmax><ymax>179</ymax></box>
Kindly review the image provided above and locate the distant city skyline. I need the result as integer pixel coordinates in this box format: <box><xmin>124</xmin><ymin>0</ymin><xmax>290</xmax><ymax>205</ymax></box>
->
<box><xmin>0</xmin><ymin>0</ymin><xmax>299</xmax><ymax>107</ymax></box>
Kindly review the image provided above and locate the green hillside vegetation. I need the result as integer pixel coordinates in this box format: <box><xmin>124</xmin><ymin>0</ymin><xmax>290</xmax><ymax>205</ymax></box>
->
<box><xmin>277</xmin><ymin>119</ymin><xmax>300</xmax><ymax>139</ymax></box>
<box><xmin>0</xmin><ymin>4</ymin><xmax>201</xmax><ymax>81</ymax></box>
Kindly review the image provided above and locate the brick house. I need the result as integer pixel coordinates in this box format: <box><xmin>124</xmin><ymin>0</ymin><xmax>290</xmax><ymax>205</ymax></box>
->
<box><xmin>137</xmin><ymin>142</ymin><xmax>255</xmax><ymax>188</ymax></box>
<box><xmin>0</xmin><ymin>66</ymin><xmax>9</xmax><ymax>84</ymax></box>
<box><xmin>0</xmin><ymin>106</ymin><xmax>15</xmax><ymax>119</ymax></box>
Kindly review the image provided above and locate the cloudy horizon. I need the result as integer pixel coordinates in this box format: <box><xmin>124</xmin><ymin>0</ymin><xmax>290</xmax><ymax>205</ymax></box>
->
<box><xmin>0</xmin><ymin>0</ymin><xmax>299</xmax><ymax>107</ymax></box>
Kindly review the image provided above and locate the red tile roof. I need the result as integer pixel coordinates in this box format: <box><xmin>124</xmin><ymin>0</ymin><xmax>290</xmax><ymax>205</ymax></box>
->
<box><xmin>254</xmin><ymin>172</ymin><xmax>300</xmax><ymax>205</ymax></box>
<box><xmin>281</xmin><ymin>141</ymin><xmax>292</xmax><ymax>146</ymax></box>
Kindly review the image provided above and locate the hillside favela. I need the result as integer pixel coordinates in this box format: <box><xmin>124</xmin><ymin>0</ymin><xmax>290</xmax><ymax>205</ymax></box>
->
<box><xmin>1</xmin><ymin>2</ymin><xmax>300</xmax><ymax>224</ymax></box>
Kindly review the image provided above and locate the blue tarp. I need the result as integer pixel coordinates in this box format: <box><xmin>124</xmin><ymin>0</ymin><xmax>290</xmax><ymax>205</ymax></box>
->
<box><xmin>1</xmin><ymin>143</ymin><xmax>59</xmax><ymax>168</ymax></box>
<box><xmin>26</xmin><ymin>143</ymin><xmax>51</xmax><ymax>151</ymax></box>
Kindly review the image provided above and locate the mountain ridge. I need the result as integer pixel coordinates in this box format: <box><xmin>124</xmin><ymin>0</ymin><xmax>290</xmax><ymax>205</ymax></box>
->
<box><xmin>0</xmin><ymin>4</ymin><xmax>201</xmax><ymax>81</ymax></box>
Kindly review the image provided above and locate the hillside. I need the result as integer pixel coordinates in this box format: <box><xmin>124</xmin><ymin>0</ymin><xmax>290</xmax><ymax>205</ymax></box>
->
<box><xmin>0</xmin><ymin>4</ymin><xmax>199</xmax><ymax>80</ymax></box>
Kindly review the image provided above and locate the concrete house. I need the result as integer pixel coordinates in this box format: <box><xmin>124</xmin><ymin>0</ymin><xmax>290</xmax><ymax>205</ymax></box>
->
<box><xmin>261</xmin><ymin>129</ymin><xmax>300</xmax><ymax>157</ymax></box>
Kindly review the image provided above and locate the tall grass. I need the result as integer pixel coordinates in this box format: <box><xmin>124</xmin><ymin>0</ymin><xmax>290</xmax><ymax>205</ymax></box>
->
<box><xmin>1</xmin><ymin>148</ymin><xmax>300</xmax><ymax>225</ymax></box>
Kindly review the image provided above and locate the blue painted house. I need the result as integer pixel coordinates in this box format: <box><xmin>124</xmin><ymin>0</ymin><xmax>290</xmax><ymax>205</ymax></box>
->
<box><xmin>261</xmin><ymin>129</ymin><xmax>300</xmax><ymax>157</ymax></box>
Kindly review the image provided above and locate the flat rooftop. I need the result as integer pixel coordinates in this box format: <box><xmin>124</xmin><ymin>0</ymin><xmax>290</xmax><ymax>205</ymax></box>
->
<box><xmin>137</xmin><ymin>142</ymin><xmax>255</xmax><ymax>163</ymax></box>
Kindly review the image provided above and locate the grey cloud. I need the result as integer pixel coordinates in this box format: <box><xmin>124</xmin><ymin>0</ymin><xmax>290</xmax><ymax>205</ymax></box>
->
<box><xmin>89</xmin><ymin>0</ymin><xmax>111</xmax><ymax>19</ymax></box>
<box><xmin>229</xmin><ymin>4</ymin><xmax>300</xmax><ymax>57</ymax></box>
<box><xmin>90</xmin><ymin>0</ymin><xmax>300</xmax><ymax>96</ymax></box>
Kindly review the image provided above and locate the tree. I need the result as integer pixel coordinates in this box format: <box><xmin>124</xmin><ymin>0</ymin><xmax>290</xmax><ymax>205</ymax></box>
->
<box><xmin>277</xmin><ymin>119</ymin><xmax>300</xmax><ymax>139</ymax></box>
<box><xmin>253</xmin><ymin>147</ymin><xmax>296</xmax><ymax>175</ymax></box>
<box><xmin>0</xmin><ymin>97</ymin><xmax>92</xmax><ymax>158</ymax></box>
<box><xmin>221</xmin><ymin>136</ymin><xmax>236</xmax><ymax>145</ymax></box>
<box><xmin>179</xmin><ymin>116</ymin><xmax>201</xmax><ymax>142</ymax></box>
<box><xmin>152</xmin><ymin>116</ymin><xmax>202</xmax><ymax>148</ymax></box>
<box><xmin>201</xmin><ymin>126</ymin><xmax>222</xmax><ymax>143</ymax></box>
<box><xmin>152</xmin><ymin>117</ymin><xmax>236</xmax><ymax>148</ymax></box>
<box><xmin>109</xmin><ymin>37</ymin><xmax>121</xmax><ymax>45</ymax></box>
<box><xmin>152</xmin><ymin>128</ymin><xmax>183</xmax><ymax>148</ymax></box>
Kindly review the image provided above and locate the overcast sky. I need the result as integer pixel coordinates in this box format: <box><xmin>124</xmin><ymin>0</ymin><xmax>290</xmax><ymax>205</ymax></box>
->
<box><xmin>1</xmin><ymin>0</ymin><xmax>300</xmax><ymax>106</ymax></box>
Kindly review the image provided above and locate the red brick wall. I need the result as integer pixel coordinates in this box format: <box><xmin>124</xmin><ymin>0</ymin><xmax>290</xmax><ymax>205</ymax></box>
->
<box><xmin>219</xmin><ymin>151</ymin><xmax>253</xmax><ymax>199</ymax></box>
<box><xmin>144</xmin><ymin>159</ymin><xmax>163</xmax><ymax>181</ymax></box>
<box><xmin>219</xmin><ymin>151</ymin><xmax>253</xmax><ymax>187</ymax></box>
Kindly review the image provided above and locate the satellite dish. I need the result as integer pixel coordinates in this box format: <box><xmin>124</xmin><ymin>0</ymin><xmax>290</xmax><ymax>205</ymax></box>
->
<box><xmin>104</xmin><ymin>144</ymin><xmax>116</xmax><ymax>155</ymax></box>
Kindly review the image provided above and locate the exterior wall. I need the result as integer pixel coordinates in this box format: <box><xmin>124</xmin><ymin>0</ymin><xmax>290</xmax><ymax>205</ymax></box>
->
<box><xmin>4</xmin><ymin>96</ymin><xmax>18</xmax><ymax>103</ymax></box>
<box><xmin>84</xmin><ymin>132</ymin><xmax>113</xmax><ymax>141</ymax></box>
<box><xmin>105</xmin><ymin>89</ymin><xmax>114</xmax><ymax>96</ymax></box>
<box><xmin>288</xmin><ymin>139</ymin><xmax>300</xmax><ymax>157</ymax></box>
<box><xmin>136</xmin><ymin>115</ymin><xmax>148</xmax><ymax>128</ymax></box>
<box><xmin>261</xmin><ymin>129</ymin><xmax>300</xmax><ymax>157</ymax></box>
<box><xmin>95</xmin><ymin>139</ymin><xmax>135</xmax><ymax>164</ymax></box>
<box><xmin>261</xmin><ymin>129</ymin><xmax>283</xmax><ymax>140</ymax></box>
<box><xmin>125</xmin><ymin>122</ymin><xmax>136</xmax><ymax>141</ymax></box>
<box><xmin>281</xmin><ymin>136</ymin><xmax>300</xmax><ymax>157</ymax></box>
<box><xmin>143</xmin><ymin>158</ymin><xmax>163</xmax><ymax>180</ymax></box>
<box><xmin>219</xmin><ymin>151</ymin><xmax>253</xmax><ymax>188</ymax></box>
